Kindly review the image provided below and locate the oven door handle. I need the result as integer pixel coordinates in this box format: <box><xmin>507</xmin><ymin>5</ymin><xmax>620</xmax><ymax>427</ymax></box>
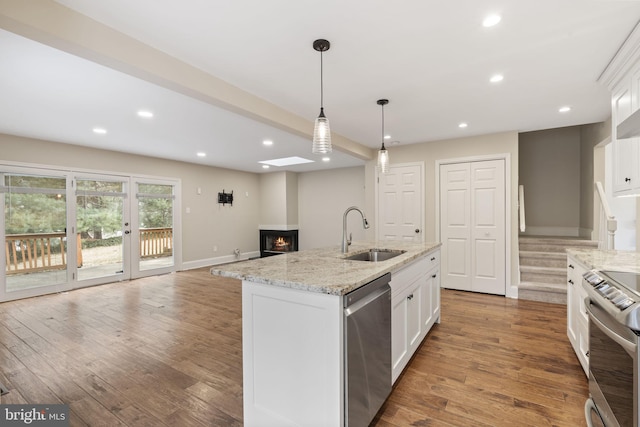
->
<box><xmin>586</xmin><ymin>302</ymin><xmax>637</xmax><ymax>354</ymax></box>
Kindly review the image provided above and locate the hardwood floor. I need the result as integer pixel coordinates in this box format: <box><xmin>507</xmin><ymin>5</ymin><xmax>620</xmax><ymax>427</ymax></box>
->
<box><xmin>0</xmin><ymin>269</ymin><xmax>588</xmax><ymax>426</ymax></box>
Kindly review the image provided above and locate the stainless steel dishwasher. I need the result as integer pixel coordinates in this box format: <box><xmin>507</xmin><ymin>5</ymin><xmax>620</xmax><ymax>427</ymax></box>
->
<box><xmin>344</xmin><ymin>272</ymin><xmax>392</xmax><ymax>427</ymax></box>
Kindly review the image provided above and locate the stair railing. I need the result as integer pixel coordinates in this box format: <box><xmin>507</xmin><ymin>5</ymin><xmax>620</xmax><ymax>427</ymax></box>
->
<box><xmin>518</xmin><ymin>185</ymin><xmax>526</xmax><ymax>233</ymax></box>
<box><xmin>595</xmin><ymin>181</ymin><xmax>617</xmax><ymax>250</ymax></box>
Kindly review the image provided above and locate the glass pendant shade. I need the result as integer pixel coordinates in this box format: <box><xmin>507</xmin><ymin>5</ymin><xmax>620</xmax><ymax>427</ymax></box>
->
<box><xmin>378</xmin><ymin>144</ymin><xmax>389</xmax><ymax>174</ymax></box>
<box><xmin>312</xmin><ymin>39</ymin><xmax>332</xmax><ymax>154</ymax></box>
<box><xmin>312</xmin><ymin>108</ymin><xmax>332</xmax><ymax>154</ymax></box>
<box><xmin>377</xmin><ymin>99</ymin><xmax>390</xmax><ymax>174</ymax></box>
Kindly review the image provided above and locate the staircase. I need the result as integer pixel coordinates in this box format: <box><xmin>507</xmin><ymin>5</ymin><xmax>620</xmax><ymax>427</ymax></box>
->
<box><xmin>518</xmin><ymin>236</ymin><xmax>598</xmax><ymax>304</ymax></box>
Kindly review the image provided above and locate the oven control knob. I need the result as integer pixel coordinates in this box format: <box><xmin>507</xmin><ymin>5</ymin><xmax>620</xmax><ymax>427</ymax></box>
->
<box><xmin>604</xmin><ymin>288</ymin><xmax>620</xmax><ymax>298</ymax></box>
<box><xmin>611</xmin><ymin>294</ymin><xmax>627</xmax><ymax>305</ymax></box>
<box><xmin>618</xmin><ymin>299</ymin><xmax>635</xmax><ymax>310</ymax></box>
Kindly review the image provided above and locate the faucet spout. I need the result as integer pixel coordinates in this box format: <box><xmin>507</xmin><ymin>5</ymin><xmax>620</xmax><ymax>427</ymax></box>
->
<box><xmin>342</xmin><ymin>206</ymin><xmax>369</xmax><ymax>253</ymax></box>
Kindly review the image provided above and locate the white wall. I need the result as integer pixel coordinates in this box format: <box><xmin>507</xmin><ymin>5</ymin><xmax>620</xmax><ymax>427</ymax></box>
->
<box><xmin>297</xmin><ymin>167</ymin><xmax>370</xmax><ymax>250</ymax></box>
<box><xmin>364</xmin><ymin>131</ymin><xmax>519</xmax><ymax>290</ymax></box>
<box><xmin>0</xmin><ymin>133</ymin><xmax>261</xmax><ymax>267</ymax></box>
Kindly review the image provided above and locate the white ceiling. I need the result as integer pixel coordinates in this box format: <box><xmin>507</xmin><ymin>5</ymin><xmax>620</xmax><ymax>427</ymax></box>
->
<box><xmin>2</xmin><ymin>1</ymin><xmax>640</xmax><ymax>173</ymax></box>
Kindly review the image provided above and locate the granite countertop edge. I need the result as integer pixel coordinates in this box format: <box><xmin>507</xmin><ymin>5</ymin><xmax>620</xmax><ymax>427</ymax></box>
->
<box><xmin>566</xmin><ymin>248</ymin><xmax>640</xmax><ymax>274</ymax></box>
<box><xmin>211</xmin><ymin>241</ymin><xmax>442</xmax><ymax>296</ymax></box>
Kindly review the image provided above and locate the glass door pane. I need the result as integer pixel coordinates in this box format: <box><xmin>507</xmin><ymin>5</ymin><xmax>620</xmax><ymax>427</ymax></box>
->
<box><xmin>3</xmin><ymin>173</ymin><xmax>68</xmax><ymax>293</ymax></box>
<box><xmin>76</xmin><ymin>178</ymin><xmax>127</xmax><ymax>282</ymax></box>
<box><xmin>137</xmin><ymin>183</ymin><xmax>174</xmax><ymax>272</ymax></box>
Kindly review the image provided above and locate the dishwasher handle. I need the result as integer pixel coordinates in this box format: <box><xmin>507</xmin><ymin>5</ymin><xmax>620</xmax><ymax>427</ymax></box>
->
<box><xmin>344</xmin><ymin>285</ymin><xmax>390</xmax><ymax>316</ymax></box>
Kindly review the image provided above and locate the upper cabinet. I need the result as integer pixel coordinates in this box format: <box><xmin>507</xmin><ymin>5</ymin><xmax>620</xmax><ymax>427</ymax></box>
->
<box><xmin>600</xmin><ymin>23</ymin><xmax>640</xmax><ymax>196</ymax></box>
<box><xmin>611</xmin><ymin>81</ymin><xmax>639</xmax><ymax>194</ymax></box>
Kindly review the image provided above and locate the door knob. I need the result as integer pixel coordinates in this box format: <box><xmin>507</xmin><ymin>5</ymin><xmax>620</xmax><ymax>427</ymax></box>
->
<box><xmin>124</xmin><ymin>230</ymin><xmax>130</xmax><ymax>235</ymax></box>
<box><xmin>415</xmin><ymin>229</ymin><xmax>420</xmax><ymax>233</ymax></box>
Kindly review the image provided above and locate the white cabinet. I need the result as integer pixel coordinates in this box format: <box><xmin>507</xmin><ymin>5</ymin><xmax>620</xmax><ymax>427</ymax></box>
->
<box><xmin>391</xmin><ymin>249</ymin><xmax>440</xmax><ymax>383</ymax></box>
<box><xmin>612</xmin><ymin>80</ymin><xmax>640</xmax><ymax>195</ymax></box>
<box><xmin>567</xmin><ymin>254</ymin><xmax>589</xmax><ymax>376</ymax></box>
<box><xmin>602</xmin><ymin>27</ymin><xmax>640</xmax><ymax>196</ymax></box>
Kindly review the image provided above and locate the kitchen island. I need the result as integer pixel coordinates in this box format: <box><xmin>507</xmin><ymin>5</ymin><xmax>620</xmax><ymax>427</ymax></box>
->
<box><xmin>211</xmin><ymin>241</ymin><xmax>441</xmax><ymax>427</ymax></box>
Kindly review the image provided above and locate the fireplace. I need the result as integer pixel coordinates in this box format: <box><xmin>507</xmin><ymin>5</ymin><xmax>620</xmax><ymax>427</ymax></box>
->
<box><xmin>260</xmin><ymin>230</ymin><xmax>298</xmax><ymax>257</ymax></box>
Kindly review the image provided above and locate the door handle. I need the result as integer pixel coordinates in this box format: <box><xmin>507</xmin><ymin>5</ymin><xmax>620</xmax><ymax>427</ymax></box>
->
<box><xmin>415</xmin><ymin>229</ymin><xmax>420</xmax><ymax>234</ymax></box>
<box><xmin>124</xmin><ymin>230</ymin><xmax>130</xmax><ymax>235</ymax></box>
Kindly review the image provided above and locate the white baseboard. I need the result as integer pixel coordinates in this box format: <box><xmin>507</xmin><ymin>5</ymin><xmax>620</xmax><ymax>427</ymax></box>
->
<box><xmin>181</xmin><ymin>251</ymin><xmax>261</xmax><ymax>271</ymax></box>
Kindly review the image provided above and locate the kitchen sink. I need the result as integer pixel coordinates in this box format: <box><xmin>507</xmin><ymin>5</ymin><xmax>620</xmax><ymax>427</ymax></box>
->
<box><xmin>344</xmin><ymin>249</ymin><xmax>406</xmax><ymax>262</ymax></box>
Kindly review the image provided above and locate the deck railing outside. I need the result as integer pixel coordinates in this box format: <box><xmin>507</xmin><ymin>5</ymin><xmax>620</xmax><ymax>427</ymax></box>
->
<box><xmin>5</xmin><ymin>232</ymin><xmax>68</xmax><ymax>275</ymax></box>
<box><xmin>139</xmin><ymin>227</ymin><xmax>173</xmax><ymax>259</ymax></box>
<box><xmin>5</xmin><ymin>228</ymin><xmax>173</xmax><ymax>274</ymax></box>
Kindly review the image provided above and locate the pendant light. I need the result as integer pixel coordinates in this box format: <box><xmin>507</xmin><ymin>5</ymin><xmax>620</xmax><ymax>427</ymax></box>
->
<box><xmin>312</xmin><ymin>39</ymin><xmax>332</xmax><ymax>154</ymax></box>
<box><xmin>377</xmin><ymin>99</ymin><xmax>390</xmax><ymax>174</ymax></box>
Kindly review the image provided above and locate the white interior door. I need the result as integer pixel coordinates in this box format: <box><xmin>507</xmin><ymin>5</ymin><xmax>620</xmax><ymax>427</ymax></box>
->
<box><xmin>377</xmin><ymin>163</ymin><xmax>424</xmax><ymax>242</ymax></box>
<box><xmin>470</xmin><ymin>160</ymin><xmax>505</xmax><ymax>294</ymax></box>
<box><xmin>440</xmin><ymin>159</ymin><xmax>506</xmax><ymax>295</ymax></box>
<box><xmin>440</xmin><ymin>163</ymin><xmax>472</xmax><ymax>291</ymax></box>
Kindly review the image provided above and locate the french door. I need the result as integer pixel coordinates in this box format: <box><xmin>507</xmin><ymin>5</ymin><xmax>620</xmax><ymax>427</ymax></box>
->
<box><xmin>1</xmin><ymin>166</ymin><xmax>179</xmax><ymax>302</ymax></box>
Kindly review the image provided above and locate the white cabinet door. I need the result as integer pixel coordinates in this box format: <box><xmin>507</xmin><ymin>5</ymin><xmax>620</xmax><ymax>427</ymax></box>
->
<box><xmin>566</xmin><ymin>255</ymin><xmax>588</xmax><ymax>376</ymax></box>
<box><xmin>420</xmin><ymin>268</ymin><xmax>440</xmax><ymax>332</ymax></box>
<box><xmin>406</xmin><ymin>279</ymin><xmax>423</xmax><ymax>352</ymax></box>
<box><xmin>391</xmin><ymin>278</ymin><xmax>422</xmax><ymax>382</ymax></box>
<box><xmin>612</xmin><ymin>80</ymin><xmax>640</xmax><ymax>195</ymax></box>
<box><xmin>391</xmin><ymin>290</ymin><xmax>409</xmax><ymax>378</ymax></box>
<box><xmin>566</xmin><ymin>260</ymin><xmax>579</xmax><ymax>347</ymax></box>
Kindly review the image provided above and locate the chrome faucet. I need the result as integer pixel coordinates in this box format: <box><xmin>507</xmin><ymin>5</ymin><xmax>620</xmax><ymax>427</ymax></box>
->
<box><xmin>342</xmin><ymin>206</ymin><xmax>370</xmax><ymax>253</ymax></box>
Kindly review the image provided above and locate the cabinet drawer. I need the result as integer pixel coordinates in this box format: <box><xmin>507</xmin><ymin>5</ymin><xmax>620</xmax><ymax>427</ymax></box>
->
<box><xmin>391</xmin><ymin>255</ymin><xmax>427</xmax><ymax>296</ymax></box>
<box><xmin>425</xmin><ymin>249</ymin><xmax>440</xmax><ymax>273</ymax></box>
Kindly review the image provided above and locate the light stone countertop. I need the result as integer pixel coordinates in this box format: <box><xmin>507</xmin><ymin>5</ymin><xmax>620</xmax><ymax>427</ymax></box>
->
<box><xmin>210</xmin><ymin>241</ymin><xmax>441</xmax><ymax>296</ymax></box>
<box><xmin>567</xmin><ymin>248</ymin><xmax>640</xmax><ymax>274</ymax></box>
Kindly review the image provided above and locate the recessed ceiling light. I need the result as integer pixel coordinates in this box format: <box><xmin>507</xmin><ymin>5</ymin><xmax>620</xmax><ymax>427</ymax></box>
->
<box><xmin>263</xmin><ymin>140</ymin><xmax>273</xmax><ymax>146</ymax></box>
<box><xmin>259</xmin><ymin>156</ymin><xmax>314</xmax><ymax>167</ymax></box>
<box><xmin>559</xmin><ymin>106</ymin><xmax>571</xmax><ymax>113</ymax></box>
<box><xmin>197</xmin><ymin>152</ymin><xmax>206</xmax><ymax>157</ymax></box>
<box><xmin>459</xmin><ymin>122</ymin><xmax>468</xmax><ymax>128</ymax></box>
<box><xmin>384</xmin><ymin>135</ymin><xmax>391</xmax><ymax>140</ymax></box>
<box><xmin>92</xmin><ymin>128</ymin><xmax>107</xmax><ymax>134</ymax></box>
<box><xmin>390</xmin><ymin>141</ymin><xmax>400</xmax><ymax>146</ymax></box>
<box><xmin>483</xmin><ymin>14</ymin><xmax>501</xmax><ymax>27</ymax></box>
<box><xmin>262</xmin><ymin>165</ymin><xmax>270</xmax><ymax>169</ymax></box>
<box><xmin>322</xmin><ymin>157</ymin><xmax>330</xmax><ymax>162</ymax></box>
<box><xmin>137</xmin><ymin>110</ymin><xmax>154</xmax><ymax>118</ymax></box>
<box><xmin>490</xmin><ymin>74</ymin><xmax>504</xmax><ymax>83</ymax></box>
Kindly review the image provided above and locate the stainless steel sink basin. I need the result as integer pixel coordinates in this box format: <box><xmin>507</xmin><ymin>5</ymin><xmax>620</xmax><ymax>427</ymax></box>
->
<box><xmin>345</xmin><ymin>249</ymin><xmax>406</xmax><ymax>262</ymax></box>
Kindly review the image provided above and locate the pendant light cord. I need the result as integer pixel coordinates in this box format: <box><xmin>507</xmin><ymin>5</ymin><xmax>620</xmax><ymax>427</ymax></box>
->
<box><xmin>320</xmin><ymin>50</ymin><xmax>324</xmax><ymax>110</ymax></box>
<box><xmin>381</xmin><ymin>103</ymin><xmax>385</xmax><ymax>149</ymax></box>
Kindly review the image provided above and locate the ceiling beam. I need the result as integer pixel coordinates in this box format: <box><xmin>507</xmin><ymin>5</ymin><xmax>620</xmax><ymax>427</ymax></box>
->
<box><xmin>0</xmin><ymin>0</ymin><xmax>374</xmax><ymax>161</ymax></box>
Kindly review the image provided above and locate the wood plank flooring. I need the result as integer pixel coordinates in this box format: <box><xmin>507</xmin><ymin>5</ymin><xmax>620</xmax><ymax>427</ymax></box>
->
<box><xmin>0</xmin><ymin>269</ymin><xmax>588</xmax><ymax>426</ymax></box>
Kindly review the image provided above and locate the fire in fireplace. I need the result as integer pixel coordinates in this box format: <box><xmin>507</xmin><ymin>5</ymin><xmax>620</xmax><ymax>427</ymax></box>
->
<box><xmin>260</xmin><ymin>230</ymin><xmax>298</xmax><ymax>257</ymax></box>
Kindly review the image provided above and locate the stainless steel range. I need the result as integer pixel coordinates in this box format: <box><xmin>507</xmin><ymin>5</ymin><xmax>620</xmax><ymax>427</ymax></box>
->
<box><xmin>583</xmin><ymin>269</ymin><xmax>640</xmax><ymax>427</ymax></box>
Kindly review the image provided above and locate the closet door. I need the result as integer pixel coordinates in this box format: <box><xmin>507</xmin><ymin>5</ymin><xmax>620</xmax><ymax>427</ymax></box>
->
<box><xmin>440</xmin><ymin>159</ymin><xmax>506</xmax><ymax>295</ymax></box>
<box><xmin>440</xmin><ymin>163</ymin><xmax>472</xmax><ymax>291</ymax></box>
<box><xmin>470</xmin><ymin>160</ymin><xmax>505</xmax><ymax>295</ymax></box>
